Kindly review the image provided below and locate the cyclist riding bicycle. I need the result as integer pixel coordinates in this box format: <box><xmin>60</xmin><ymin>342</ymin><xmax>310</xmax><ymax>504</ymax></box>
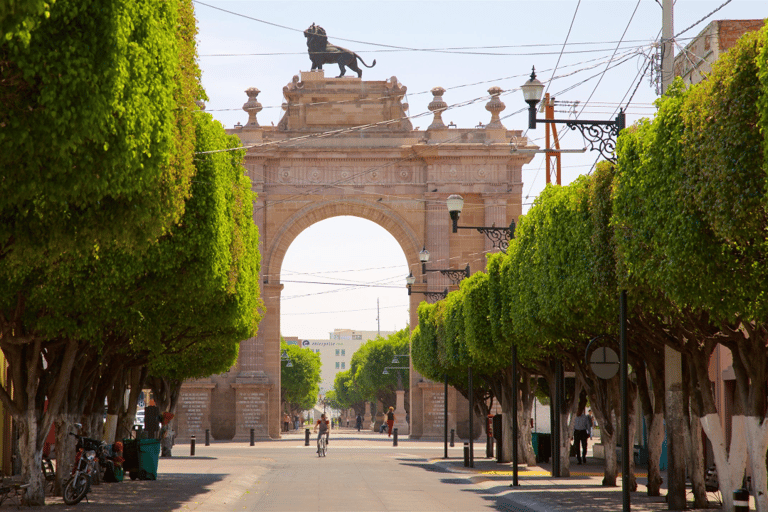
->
<box><xmin>314</xmin><ymin>413</ymin><xmax>330</xmax><ymax>454</ymax></box>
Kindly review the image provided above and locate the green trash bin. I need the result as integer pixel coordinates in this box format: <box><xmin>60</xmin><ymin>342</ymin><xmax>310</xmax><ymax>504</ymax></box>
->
<box><xmin>128</xmin><ymin>438</ymin><xmax>160</xmax><ymax>480</ymax></box>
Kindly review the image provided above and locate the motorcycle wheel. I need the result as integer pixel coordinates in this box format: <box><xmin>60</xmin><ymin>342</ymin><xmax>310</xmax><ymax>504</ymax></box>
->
<box><xmin>63</xmin><ymin>473</ymin><xmax>91</xmax><ymax>505</ymax></box>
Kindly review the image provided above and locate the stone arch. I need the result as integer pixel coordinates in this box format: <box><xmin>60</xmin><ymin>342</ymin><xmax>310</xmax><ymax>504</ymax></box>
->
<box><xmin>174</xmin><ymin>71</ymin><xmax>535</xmax><ymax>442</ymax></box>
<box><xmin>263</xmin><ymin>198</ymin><xmax>422</xmax><ymax>284</ymax></box>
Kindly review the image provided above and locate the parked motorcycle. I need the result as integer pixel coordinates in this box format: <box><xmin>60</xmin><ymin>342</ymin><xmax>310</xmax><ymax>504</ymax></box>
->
<box><xmin>63</xmin><ymin>424</ymin><xmax>101</xmax><ymax>505</ymax></box>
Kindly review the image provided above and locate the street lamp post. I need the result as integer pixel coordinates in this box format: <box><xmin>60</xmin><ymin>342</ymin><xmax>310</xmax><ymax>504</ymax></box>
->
<box><xmin>521</xmin><ymin>67</ymin><xmax>625</xmax><ymax>163</ymax></box>
<box><xmin>406</xmin><ymin>272</ymin><xmax>448</xmax><ymax>302</ymax></box>
<box><xmin>418</xmin><ymin>247</ymin><xmax>470</xmax><ymax>285</ymax></box>
<box><xmin>446</xmin><ymin>195</ymin><xmax>515</xmax><ymax>253</ymax></box>
<box><xmin>521</xmin><ymin>65</ymin><xmax>628</xmax><ymax>510</ymax></box>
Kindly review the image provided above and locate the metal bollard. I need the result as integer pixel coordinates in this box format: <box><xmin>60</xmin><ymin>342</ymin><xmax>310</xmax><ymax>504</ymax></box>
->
<box><xmin>463</xmin><ymin>443</ymin><xmax>469</xmax><ymax>467</ymax></box>
<box><xmin>486</xmin><ymin>434</ymin><xmax>493</xmax><ymax>458</ymax></box>
<box><xmin>190</xmin><ymin>435</ymin><xmax>196</xmax><ymax>456</ymax></box>
<box><xmin>305</xmin><ymin>428</ymin><xmax>310</xmax><ymax>446</ymax></box>
<box><xmin>393</xmin><ymin>428</ymin><xmax>398</xmax><ymax>447</ymax></box>
<box><xmin>250</xmin><ymin>428</ymin><xmax>255</xmax><ymax>446</ymax></box>
<box><xmin>205</xmin><ymin>429</ymin><xmax>210</xmax><ymax>446</ymax></box>
<box><xmin>450</xmin><ymin>429</ymin><xmax>455</xmax><ymax>447</ymax></box>
<box><xmin>734</xmin><ymin>488</ymin><xmax>750</xmax><ymax>512</ymax></box>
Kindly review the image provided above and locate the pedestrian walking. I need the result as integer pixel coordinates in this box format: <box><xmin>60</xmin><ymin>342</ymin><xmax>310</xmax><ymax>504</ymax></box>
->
<box><xmin>283</xmin><ymin>412</ymin><xmax>290</xmax><ymax>433</ymax></box>
<box><xmin>355</xmin><ymin>413</ymin><xmax>362</xmax><ymax>431</ymax></box>
<box><xmin>386</xmin><ymin>406</ymin><xmax>395</xmax><ymax>437</ymax></box>
<box><xmin>573</xmin><ymin>405</ymin><xmax>592</xmax><ymax>465</ymax></box>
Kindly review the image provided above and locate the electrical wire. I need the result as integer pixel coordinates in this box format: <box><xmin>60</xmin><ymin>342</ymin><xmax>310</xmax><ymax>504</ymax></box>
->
<box><xmin>674</xmin><ymin>0</ymin><xmax>734</xmax><ymax>39</ymax></box>
<box><xmin>545</xmin><ymin>0</ymin><xmax>581</xmax><ymax>97</ymax></box>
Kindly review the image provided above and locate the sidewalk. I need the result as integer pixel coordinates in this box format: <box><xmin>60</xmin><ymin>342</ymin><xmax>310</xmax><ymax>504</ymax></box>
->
<box><xmin>14</xmin><ymin>430</ymin><xmax>736</xmax><ymax>511</ymax></box>
<box><xmin>431</xmin><ymin>456</ymin><xmax>724</xmax><ymax>512</ymax></box>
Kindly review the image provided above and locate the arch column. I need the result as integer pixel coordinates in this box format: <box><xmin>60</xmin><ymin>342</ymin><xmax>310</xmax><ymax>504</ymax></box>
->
<box><xmin>231</xmin><ymin>282</ymin><xmax>283</xmax><ymax>440</ymax></box>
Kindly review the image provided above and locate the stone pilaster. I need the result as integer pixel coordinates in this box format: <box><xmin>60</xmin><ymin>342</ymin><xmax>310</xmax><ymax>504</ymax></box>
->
<box><xmin>176</xmin><ymin>380</ymin><xmax>216</xmax><ymax>439</ymax></box>
<box><xmin>394</xmin><ymin>390</ymin><xmax>409</xmax><ymax>434</ymax></box>
<box><xmin>483</xmin><ymin>196</ymin><xmax>509</xmax><ymax>254</ymax></box>
<box><xmin>417</xmin><ymin>381</ymin><xmax>457</xmax><ymax>439</ymax></box>
<box><xmin>231</xmin><ymin>378</ymin><xmax>274</xmax><ymax>440</ymax></box>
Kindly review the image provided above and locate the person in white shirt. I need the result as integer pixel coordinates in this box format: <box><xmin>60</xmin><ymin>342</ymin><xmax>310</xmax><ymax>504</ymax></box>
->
<box><xmin>573</xmin><ymin>406</ymin><xmax>593</xmax><ymax>465</ymax></box>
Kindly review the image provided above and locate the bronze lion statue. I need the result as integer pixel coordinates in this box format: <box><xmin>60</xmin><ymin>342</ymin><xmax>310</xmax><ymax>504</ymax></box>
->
<box><xmin>304</xmin><ymin>24</ymin><xmax>376</xmax><ymax>78</ymax></box>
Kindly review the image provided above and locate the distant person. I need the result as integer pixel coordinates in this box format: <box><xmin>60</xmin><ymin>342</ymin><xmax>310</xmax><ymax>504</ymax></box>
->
<box><xmin>314</xmin><ymin>413</ymin><xmax>330</xmax><ymax>452</ymax></box>
<box><xmin>386</xmin><ymin>406</ymin><xmax>395</xmax><ymax>437</ymax></box>
<box><xmin>573</xmin><ymin>405</ymin><xmax>592</xmax><ymax>465</ymax></box>
<box><xmin>356</xmin><ymin>413</ymin><xmax>363</xmax><ymax>432</ymax></box>
<box><xmin>283</xmin><ymin>413</ymin><xmax>290</xmax><ymax>432</ymax></box>
<box><xmin>294</xmin><ymin>415</ymin><xmax>300</xmax><ymax>430</ymax></box>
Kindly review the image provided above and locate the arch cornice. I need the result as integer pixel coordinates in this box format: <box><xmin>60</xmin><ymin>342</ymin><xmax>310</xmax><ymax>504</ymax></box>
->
<box><xmin>263</xmin><ymin>198</ymin><xmax>423</xmax><ymax>284</ymax></box>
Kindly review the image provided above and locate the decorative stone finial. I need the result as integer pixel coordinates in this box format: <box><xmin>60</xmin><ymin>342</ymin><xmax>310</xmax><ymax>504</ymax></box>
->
<box><xmin>243</xmin><ymin>87</ymin><xmax>263</xmax><ymax>127</ymax></box>
<box><xmin>427</xmin><ymin>87</ymin><xmax>447</xmax><ymax>130</ymax></box>
<box><xmin>196</xmin><ymin>99</ymin><xmax>206</xmax><ymax>111</ymax></box>
<box><xmin>485</xmin><ymin>87</ymin><xmax>506</xmax><ymax>129</ymax></box>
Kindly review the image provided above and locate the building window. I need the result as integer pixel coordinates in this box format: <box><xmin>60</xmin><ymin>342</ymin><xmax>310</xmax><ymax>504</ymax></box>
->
<box><xmin>341</xmin><ymin>349</ymin><xmax>345</xmax><ymax>356</ymax></box>
<box><xmin>335</xmin><ymin>349</ymin><xmax>340</xmax><ymax>356</ymax></box>
<box><xmin>353</xmin><ymin>335</ymin><xmax>362</xmax><ymax>340</ymax></box>
<box><xmin>335</xmin><ymin>362</ymin><xmax>340</xmax><ymax>369</ymax></box>
<box><xmin>341</xmin><ymin>362</ymin><xmax>345</xmax><ymax>369</ymax></box>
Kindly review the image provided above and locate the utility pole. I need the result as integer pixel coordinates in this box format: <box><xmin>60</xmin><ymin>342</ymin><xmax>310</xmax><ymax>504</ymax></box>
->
<box><xmin>662</xmin><ymin>1</ymin><xmax>686</xmax><ymax>509</ymax></box>
<box><xmin>543</xmin><ymin>93</ymin><xmax>562</xmax><ymax>185</ymax></box>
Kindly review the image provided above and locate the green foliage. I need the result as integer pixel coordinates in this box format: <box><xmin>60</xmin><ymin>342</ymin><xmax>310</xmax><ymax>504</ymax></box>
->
<box><xmin>348</xmin><ymin>328</ymin><xmax>410</xmax><ymax>405</ymax></box>
<box><xmin>331</xmin><ymin>370</ymin><xmax>364</xmax><ymax>410</ymax></box>
<box><xmin>0</xmin><ymin>1</ymin><xmax>54</xmax><ymax>44</ymax></box>
<box><xmin>615</xmin><ymin>24</ymin><xmax>768</xmax><ymax>322</ymax></box>
<box><xmin>0</xmin><ymin>0</ymin><xmax>196</xmax><ymax>268</ymax></box>
<box><xmin>281</xmin><ymin>341</ymin><xmax>321</xmax><ymax>412</ymax></box>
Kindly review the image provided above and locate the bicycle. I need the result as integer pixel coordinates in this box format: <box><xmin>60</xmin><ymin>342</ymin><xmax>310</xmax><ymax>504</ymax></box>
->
<box><xmin>317</xmin><ymin>433</ymin><xmax>328</xmax><ymax>457</ymax></box>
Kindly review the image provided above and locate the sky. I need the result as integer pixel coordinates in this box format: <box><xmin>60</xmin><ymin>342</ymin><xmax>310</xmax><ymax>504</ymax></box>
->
<box><xmin>193</xmin><ymin>0</ymin><xmax>767</xmax><ymax>339</ymax></box>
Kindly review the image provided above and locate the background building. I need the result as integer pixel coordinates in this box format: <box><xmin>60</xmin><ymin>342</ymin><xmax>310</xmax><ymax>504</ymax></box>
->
<box><xmin>674</xmin><ymin>19</ymin><xmax>765</xmax><ymax>85</ymax></box>
<box><xmin>287</xmin><ymin>329</ymin><xmax>394</xmax><ymax>394</ymax></box>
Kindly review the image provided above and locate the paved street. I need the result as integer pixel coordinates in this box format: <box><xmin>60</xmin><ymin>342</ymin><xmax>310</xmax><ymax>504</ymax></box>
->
<box><xmin>34</xmin><ymin>429</ymin><xmax>728</xmax><ymax>511</ymax></box>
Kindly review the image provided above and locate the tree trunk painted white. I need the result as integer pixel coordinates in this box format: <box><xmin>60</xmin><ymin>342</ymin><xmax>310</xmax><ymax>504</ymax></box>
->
<box><xmin>519</xmin><ymin>374</ymin><xmax>537</xmax><ymax>466</ymax></box>
<box><xmin>559</xmin><ymin>410</ymin><xmax>571</xmax><ymax>477</ymax></box>
<box><xmin>54</xmin><ymin>413</ymin><xmax>79</xmax><ymax>497</ymax></box>
<box><xmin>700</xmin><ymin>412</ymin><xmax>748</xmax><ymax>511</ymax></box>
<box><xmin>685</xmin><ymin>409</ymin><xmax>707</xmax><ymax>508</ymax></box>
<box><xmin>627</xmin><ymin>397</ymin><xmax>638</xmax><ymax>491</ymax></box>
<box><xmin>104</xmin><ymin>414</ymin><xmax>119</xmax><ymax>444</ymax></box>
<box><xmin>602</xmin><ymin>421</ymin><xmax>619</xmax><ymax>487</ymax></box>
<box><xmin>500</xmin><ymin>385</ymin><xmax>511</xmax><ymax>463</ymax></box>
<box><xmin>743</xmin><ymin>415</ymin><xmax>768</xmax><ymax>512</ymax></box>
<box><xmin>18</xmin><ymin>412</ymin><xmax>46</xmax><ymax>505</ymax></box>
<box><xmin>646</xmin><ymin>412</ymin><xmax>665</xmax><ymax>495</ymax></box>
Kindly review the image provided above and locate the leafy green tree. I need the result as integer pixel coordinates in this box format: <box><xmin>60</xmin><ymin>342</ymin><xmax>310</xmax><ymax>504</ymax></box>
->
<box><xmin>349</xmin><ymin>328</ymin><xmax>410</xmax><ymax>412</ymax></box>
<box><xmin>281</xmin><ymin>341</ymin><xmax>321</xmax><ymax>414</ymax></box>
<box><xmin>411</xmin><ymin>292</ymin><xmax>492</xmax><ymax>440</ymax></box>
<box><xmin>0</xmin><ymin>1</ymin><xmax>247</xmax><ymax>502</ymax></box>
<box><xmin>332</xmin><ymin>370</ymin><xmax>366</xmax><ymax>414</ymax></box>
<box><xmin>613</xmin><ymin>24</ymin><xmax>768</xmax><ymax>509</ymax></box>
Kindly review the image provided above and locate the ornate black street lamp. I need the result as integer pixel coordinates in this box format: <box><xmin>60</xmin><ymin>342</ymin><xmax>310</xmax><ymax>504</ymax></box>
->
<box><xmin>382</xmin><ymin>366</ymin><xmax>409</xmax><ymax>390</ymax></box>
<box><xmin>521</xmin><ymin>66</ymin><xmax>629</xmax><ymax>510</ymax></box>
<box><xmin>419</xmin><ymin>247</ymin><xmax>470</xmax><ymax>285</ymax></box>
<box><xmin>521</xmin><ymin>67</ymin><xmax>625</xmax><ymax>163</ymax></box>
<box><xmin>446</xmin><ymin>194</ymin><xmax>515</xmax><ymax>253</ymax></box>
<box><xmin>281</xmin><ymin>350</ymin><xmax>293</xmax><ymax>367</ymax></box>
<box><xmin>405</xmin><ymin>272</ymin><xmax>448</xmax><ymax>302</ymax></box>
